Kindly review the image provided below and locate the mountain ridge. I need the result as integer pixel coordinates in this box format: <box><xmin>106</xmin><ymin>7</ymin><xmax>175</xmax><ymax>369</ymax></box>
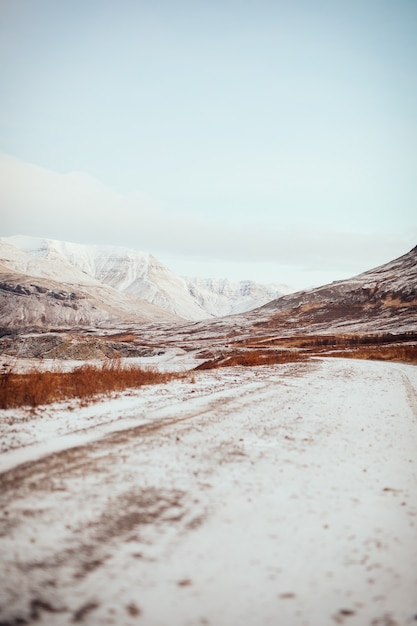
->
<box><xmin>251</xmin><ymin>243</ymin><xmax>417</xmax><ymax>335</ymax></box>
<box><xmin>0</xmin><ymin>235</ymin><xmax>290</xmax><ymax>326</ymax></box>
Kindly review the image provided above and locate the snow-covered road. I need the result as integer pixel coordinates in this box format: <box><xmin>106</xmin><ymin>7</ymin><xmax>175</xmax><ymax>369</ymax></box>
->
<box><xmin>1</xmin><ymin>358</ymin><xmax>416</xmax><ymax>626</ymax></box>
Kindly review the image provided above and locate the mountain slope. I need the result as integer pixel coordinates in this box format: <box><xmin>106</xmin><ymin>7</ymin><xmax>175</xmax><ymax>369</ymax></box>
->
<box><xmin>0</xmin><ymin>261</ymin><xmax>180</xmax><ymax>328</ymax></box>
<box><xmin>136</xmin><ymin>245</ymin><xmax>417</xmax><ymax>356</ymax></box>
<box><xmin>0</xmin><ymin>236</ymin><xmax>208</xmax><ymax>321</ymax></box>
<box><xmin>0</xmin><ymin>238</ymin><xmax>185</xmax><ymax>327</ymax></box>
<box><xmin>255</xmin><ymin>244</ymin><xmax>417</xmax><ymax>334</ymax></box>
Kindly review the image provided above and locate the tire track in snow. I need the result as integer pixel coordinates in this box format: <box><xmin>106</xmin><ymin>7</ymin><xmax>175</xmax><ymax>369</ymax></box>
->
<box><xmin>401</xmin><ymin>370</ymin><xmax>417</xmax><ymax>421</ymax></box>
<box><xmin>1</xmin><ymin>359</ymin><xmax>417</xmax><ymax>626</ymax></box>
<box><xmin>0</xmin><ymin>361</ymin><xmax>312</xmax><ymax>476</ymax></box>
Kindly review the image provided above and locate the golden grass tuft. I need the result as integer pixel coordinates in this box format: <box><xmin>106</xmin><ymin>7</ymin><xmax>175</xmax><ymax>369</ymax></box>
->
<box><xmin>0</xmin><ymin>359</ymin><xmax>186</xmax><ymax>409</ymax></box>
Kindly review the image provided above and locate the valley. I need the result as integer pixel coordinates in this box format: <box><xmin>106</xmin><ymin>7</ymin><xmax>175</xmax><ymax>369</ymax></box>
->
<box><xmin>0</xmin><ymin>239</ymin><xmax>416</xmax><ymax>625</ymax></box>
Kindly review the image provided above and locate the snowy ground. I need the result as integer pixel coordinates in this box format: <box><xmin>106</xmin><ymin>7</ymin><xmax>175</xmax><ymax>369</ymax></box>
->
<box><xmin>1</xmin><ymin>358</ymin><xmax>417</xmax><ymax>626</ymax></box>
<box><xmin>0</xmin><ymin>346</ymin><xmax>201</xmax><ymax>374</ymax></box>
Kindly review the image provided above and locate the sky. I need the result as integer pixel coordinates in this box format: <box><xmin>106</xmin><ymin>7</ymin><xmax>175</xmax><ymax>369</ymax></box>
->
<box><xmin>1</xmin><ymin>0</ymin><xmax>416</xmax><ymax>289</ymax></box>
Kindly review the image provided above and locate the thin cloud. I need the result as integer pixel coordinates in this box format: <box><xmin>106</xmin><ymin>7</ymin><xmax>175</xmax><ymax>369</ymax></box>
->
<box><xmin>0</xmin><ymin>154</ymin><xmax>414</xmax><ymax>283</ymax></box>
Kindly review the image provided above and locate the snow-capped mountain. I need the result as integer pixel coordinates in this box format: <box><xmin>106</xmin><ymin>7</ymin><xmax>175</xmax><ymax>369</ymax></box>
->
<box><xmin>0</xmin><ymin>236</ymin><xmax>290</xmax><ymax>327</ymax></box>
<box><xmin>185</xmin><ymin>277</ymin><xmax>292</xmax><ymax>317</ymax></box>
<box><xmin>0</xmin><ymin>249</ymin><xmax>180</xmax><ymax>329</ymax></box>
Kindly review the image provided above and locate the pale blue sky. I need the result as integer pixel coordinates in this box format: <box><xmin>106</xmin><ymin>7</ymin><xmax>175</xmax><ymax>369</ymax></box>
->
<box><xmin>1</xmin><ymin>0</ymin><xmax>416</xmax><ymax>288</ymax></box>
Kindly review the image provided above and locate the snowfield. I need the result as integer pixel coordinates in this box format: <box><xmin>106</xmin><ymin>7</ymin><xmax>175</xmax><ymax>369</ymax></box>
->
<box><xmin>1</xmin><ymin>358</ymin><xmax>417</xmax><ymax>626</ymax></box>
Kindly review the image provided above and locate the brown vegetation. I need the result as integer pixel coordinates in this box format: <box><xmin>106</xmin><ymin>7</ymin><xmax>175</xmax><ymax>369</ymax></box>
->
<box><xmin>1</xmin><ymin>331</ymin><xmax>415</xmax><ymax>409</ymax></box>
<box><xmin>216</xmin><ymin>332</ymin><xmax>417</xmax><ymax>367</ymax></box>
<box><xmin>323</xmin><ymin>344</ymin><xmax>417</xmax><ymax>364</ymax></box>
<box><xmin>0</xmin><ymin>359</ymin><xmax>186</xmax><ymax>409</ymax></box>
<box><xmin>195</xmin><ymin>349</ymin><xmax>306</xmax><ymax>370</ymax></box>
<box><xmin>234</xmin><ymin>331</ymin><xmax>417</xmax><ymax>350</ymax></box>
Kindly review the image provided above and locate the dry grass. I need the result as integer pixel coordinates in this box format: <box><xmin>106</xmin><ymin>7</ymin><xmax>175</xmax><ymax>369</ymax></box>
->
<box><xmin>195</xmin><ymin>332</ymin><xmax>417</xmax><ymax>371</ymax></box>
<box><xmin>0</xmin><ymin>359</ymin><xmax>186</xmax><ymax>409</ymax></box>
<box><xmin>235</xmin><ymin>331</ymin><xmax>417</xmax><ymax>350</ymax></box>
<box><xmin>324</xmin><ymin>344</ymin><xmax>417</xmax><ymax>364</ymax></box>
<box><xmin>2</xmin><ymin>330</ymin><xmax>415</xmax><ymax>409</ymax></box>
<box><xmin>230</xmin><ymin>332</ymin><xmax>417</xmax><ymax>364</ymax></box>
<box><xmin>195</xmin><ymin>349</ymin><xmax>306</xmax><ymax>370</ymax></box>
